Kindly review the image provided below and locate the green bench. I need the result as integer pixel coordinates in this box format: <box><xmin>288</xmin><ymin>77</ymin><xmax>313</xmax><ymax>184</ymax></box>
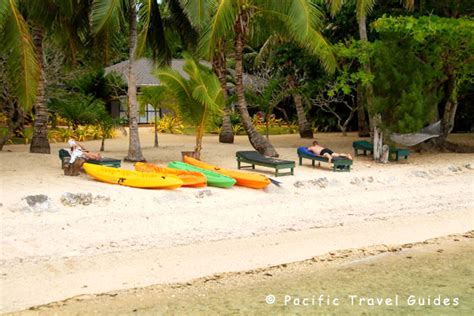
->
<box><xmin>352</xmin><ymin>141</ymin><xmax>410</xmax><ymax>161</ymax></box>
<box><xmin>58</xmin><ymin>149</ymin><xmax>121</xmax><ymax>168</ymax></box>
<box><xmin>297</xmin><ymin>147</ymin><xmax>352</xmax><ymax>172</ymax></box>
<box><xmin>236</xmin><ymin>151</ymin><xmax>295</xmax><ymax>176</ymax></box>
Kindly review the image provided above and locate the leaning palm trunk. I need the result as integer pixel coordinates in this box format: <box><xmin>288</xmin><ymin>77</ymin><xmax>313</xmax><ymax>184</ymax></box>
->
<box><xmin>234</xmin><ymin>14</ymin><xmax>278</xmax><ymax>157</ymax></box>
<box><xmin>30</xmin><ymin>26</ymin><xmax>50</xmax><ymax>154</ymax></box>
<box><xmin>288</xmin><ymin>75</ymin><xmax>312</xmax><ymax>138</ymax></box>
<box><xmin>125</xmin><ymin>0</ymin><xmax>145</xmax><ymax>162</ymax></box>
<box><xmin>213</xmin><ymin>41</ymin><xmax>234</xmax><ymax>144</ymax></box>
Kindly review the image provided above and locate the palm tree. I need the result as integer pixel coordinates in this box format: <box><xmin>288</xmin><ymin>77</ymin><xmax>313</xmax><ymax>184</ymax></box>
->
<box><xmin>180</xmin><ymin>1</ymin><xmax>234</xmax><ymax>144</ymax></box>
<box><xmin>246</xmin><ymin>77</ymin><xmax>287</xmax><ymax>140</ymax></box>
<box><xmin>138</xmin><ymin>86</ymin><xmax>172</xmax><ymax>148</ymax></box>
<box><xmin>213</xmin><ymin>39</ymin><xmax>234</xmax><ymax>144</ymax></box>
<box><xmin>157</xmin><ymin>56</ymin><xmax>224</xmax><ymax>159</ymax></box>
<box><xmin>256</xmin><ymin>38</ymin><xmax>315</xmax><ymax>138</ymax></box>
<box><xmin>91</xmin><ymin>0</ymin><xmax>197</xmax><ymax>161</ymax></box>
<box><xmin>198</xmin><ymin>0</ymin><xmax>335</xmax><ymax>157</ymax></box>
<box><xmin>1</xmin><ymin>1</ymin><xmax>90</xmax><ymax>154</ymax></box>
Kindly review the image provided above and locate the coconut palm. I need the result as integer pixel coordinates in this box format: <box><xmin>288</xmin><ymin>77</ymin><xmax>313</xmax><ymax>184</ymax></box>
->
<box><xmin>91</xmin><ymin>0</ymin><xmax>197</xmax><ymax>161</ymax></box>
<box><xmin>198</xmin><ymin>0</ymin><xmax>336</xmax><ymax>157</ymax></box>
<box><xmin>179</xmin><ymin>2</ymin><xmax>234</xmax><ymax>144</ymax></box>
<box><xmin>1</xmin><ymin>0</ymin><xmax>91</xmax><ymax>154</ymax></box>
<box><xmin>138</xmin><ymin>86</ymin><xmax>173</xmax><ymax>148</ymax></box>
<box><xmin>157</xmin><ymin>56</ymin><xmax>224</xmax><ymax>159</ymax></box>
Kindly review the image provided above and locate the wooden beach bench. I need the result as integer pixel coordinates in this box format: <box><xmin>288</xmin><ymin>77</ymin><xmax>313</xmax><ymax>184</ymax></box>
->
<box><xmin>236</xmin><ymin>151</ymin><xmax>295</xmax><ymax>177</ymax></box>
<box><xmin>297</xmin><ymin>147</ymin><xmax>352</xmax><ymax>172</ymax></box>
<box><xmin>58</xmin><ymin>149</ymin><xmax>122</xmax><ymax>168</ymax></box>
<box><xmin>352</xmin><ymin>141</ymin><xmax>410</xmax><ymax>161</ymax></box>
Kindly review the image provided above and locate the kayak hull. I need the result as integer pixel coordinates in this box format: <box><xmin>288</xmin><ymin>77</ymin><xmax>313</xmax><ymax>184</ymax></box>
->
<box><xmin>83</xmin><ymin>163</ymin><xmax>183</xmax><ymax>189</ymax></box>
<box><xmin>167</xmin><ymin>161</ymin><xmax>236</xmax><ymax>188</ymax></box>
<box><xmin>134</xmin><ymin>162</ymin><xmax>206</xmax><ymax>187</ymax></box>
<box><xmin>183</xmin><ymin>156</ymin><xmax>270</xmax><ymax>189</ymax></box>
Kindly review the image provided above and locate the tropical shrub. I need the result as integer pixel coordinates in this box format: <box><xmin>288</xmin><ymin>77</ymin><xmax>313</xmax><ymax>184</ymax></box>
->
<box><xmin>156</xmin><ymin>114</ymin><xmax>184</xmax><ymax>134</ymax></box>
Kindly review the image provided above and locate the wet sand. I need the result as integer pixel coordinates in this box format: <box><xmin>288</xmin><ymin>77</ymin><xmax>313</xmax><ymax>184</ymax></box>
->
<box><xmin>16</xmin><ymin>232</ymin><xmax>473</xmax><ymax>315</ymax></box>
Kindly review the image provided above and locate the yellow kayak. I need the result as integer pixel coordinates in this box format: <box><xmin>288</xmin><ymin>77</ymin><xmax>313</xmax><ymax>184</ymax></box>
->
<box><xmin>135</xmin><ymin>162</ymin><xmax>207</xmax><ymax>188</ymax></box>
<box><xmin>183</xmin><ymin>156</ymin><xmax>271</xmax><ymax>189</ymax></box>
<box><xmin>83</xmin><ymin>163</ymin><xmax>183</xmax><ymax>189</ymax></box>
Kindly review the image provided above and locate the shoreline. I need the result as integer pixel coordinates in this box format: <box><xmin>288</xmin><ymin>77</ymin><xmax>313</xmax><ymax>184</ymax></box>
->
<box><xmin>2</xmin><ymin>210</ymin><xmax>472</xmax><ymax>313</ymax></box>
<box><xmin>16</xmin><ymin>231</ymin><xmax>474</xmax><ymax>314</ymax></box>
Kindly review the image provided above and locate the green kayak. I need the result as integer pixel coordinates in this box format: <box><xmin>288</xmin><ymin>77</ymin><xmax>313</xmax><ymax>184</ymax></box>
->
<box><xmin>167</xmin><ymin>161</ymin><xmax>236</xmax><ymax>188</ymax></box>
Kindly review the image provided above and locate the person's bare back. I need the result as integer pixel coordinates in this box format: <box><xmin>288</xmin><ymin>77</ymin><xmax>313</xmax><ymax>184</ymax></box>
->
<box><xmin>307</xmin><ymin>141</ymin><xmax>352</xmax><ymax>163</ymax></box>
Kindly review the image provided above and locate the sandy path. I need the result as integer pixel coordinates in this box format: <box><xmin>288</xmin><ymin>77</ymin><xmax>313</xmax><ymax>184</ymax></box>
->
<box><xmin>0</xmin><ymin>131</ymin><xmax>473</xmax><ymax>312</ymax></box>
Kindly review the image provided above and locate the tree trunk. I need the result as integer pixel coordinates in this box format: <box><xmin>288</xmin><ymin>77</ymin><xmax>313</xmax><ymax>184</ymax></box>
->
<box><xmin>154</xmin><ymin>107</ymin><xmax>159</xmax><ymax>147</ymax></box>
<box><xmin>373</xmin><ymin>114</ymin><xmax>383</xmax><ymax>161</ymax></box>
<box><xmin>234</xmin><ymin>14</ymin><xmax>278</xmax><ymax>157</ymax></box>
<box><xmin>358</xmin><ymin>15</ymin><xmax>376</xmax><ymax>141</ymax></box>
<box><xmin>438</xmin><ymin>75</ymin><xmax>458</xmax><ymax>145</ymax></box>
<box><xmin>30</xmin><ymin>26</ymin><xmax>50</xmax><ymax>154</ymax></box>
<box><xmin>100</xmin><ymin>137</ymin><xmax>105</xmax><ymax>152</ymax></box>
<box><xmin>356</xmin><ymin>85</ymin><xmax>370</xmax><ymax>136</ymax></box>
<box><xmin>288</xmin><ymin>75</ymin><xmax>312</xmax><ymax>138</ymax></box>
<box><xmin>213</xmin><ymin>40</ymin><xmax>234</xmax><ymax>144</ymax></box>
<box><xmin>125</xmin><ymin>0</ymin><xmax>145</xmax><ymax>162</ymax></box>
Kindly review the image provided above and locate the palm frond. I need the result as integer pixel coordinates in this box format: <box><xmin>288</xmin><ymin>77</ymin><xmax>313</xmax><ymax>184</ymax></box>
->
<box><xmin>259</xmin><ymin>0</ymin><xmax>336</xmax><ymax>74</ymax></box>
<box><xmin>1</xmin><ymin>0</ymin><xmax>39</xmax><ymax>110</ymax></box>
<box><xmin>356</xmin><ymin>0</ymin><xmax>376</xmax><ymax>22</ymax></box>
<box><xmin>326</xmin><ymin>0</ymin><xmax>345</xmax><ymax>17</ymax></box>
<box><xmin>137</xmin><ymin>0</ymin><xmax>171</xmax><ymax>66</ymax></box>
<box><xmin>0</xmin><ymin>0</ymin><xmax>8</xmax><ymax>26</ymax></box>
<box><xmin>181</xmin><ymin>0</ymin><xmax>210</xmax><ymax>29</ymax></box>
<box><xmin>197</xmin><ymin>0</ymin><xmax>238</xmax><ymax>58</ymax></box>
<box><xmin>90</xmin><ymin>0</ymin><xmax>125</xmax><ymax>34</ymax></box>
<box><xmin>167</xmin><ymin>0</ymin><xmax>198</xmax><ymax>51</ymax></box>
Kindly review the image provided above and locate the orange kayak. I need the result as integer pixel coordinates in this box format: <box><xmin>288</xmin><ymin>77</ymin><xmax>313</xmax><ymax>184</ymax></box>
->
<box><xmin>183</xmin><ymin>156</ymin><xmax>271</xmax><ymax>189</ymax></box>
<box><xmin>135</xmin><ymin>162</ymin><xmax>207</xmax><ymax>188</ymax></box>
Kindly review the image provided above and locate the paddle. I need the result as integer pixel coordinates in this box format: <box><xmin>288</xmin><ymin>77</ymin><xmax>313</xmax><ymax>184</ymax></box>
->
<box><xmin>269</xmin><ymin>177</ymin><xmax>282</xmax><ymax>186</ymax></box>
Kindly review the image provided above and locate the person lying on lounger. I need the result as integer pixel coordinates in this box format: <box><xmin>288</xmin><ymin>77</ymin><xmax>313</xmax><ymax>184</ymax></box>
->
<box><xmin>307</xmin><ymin>141</ymin><xmax>353</xmax><ymax>163</ymax></box>
<box><xmin>68</xmin><ymin>139</ymin><xmax>102</xmax><ymax>163</ymax></box>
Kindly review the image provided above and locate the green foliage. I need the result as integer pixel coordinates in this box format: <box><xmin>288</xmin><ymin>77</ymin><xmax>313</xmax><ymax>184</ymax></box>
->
<box><xmin>156</xmin><ymin>114</ymin><xmax>184</xmax><ymax>134</ymax></box>
<box><xmin>369</xmin><ymin>15</ymin><xmax>474</xmax><ymax>133</ymax></box>
<box><xmin>48</xmin><ymin>94</ymin><xmax>106</xmax><ymax>129</ymax></box>
<box><xmin>157</xmin><ymin>55</ymin><xmax>224</xmax><ymax>153</ymax></box>
<box><xmin>0</xmin><ymin>1</ymin><xmax>39</xmax><ymax>110</ymax></box>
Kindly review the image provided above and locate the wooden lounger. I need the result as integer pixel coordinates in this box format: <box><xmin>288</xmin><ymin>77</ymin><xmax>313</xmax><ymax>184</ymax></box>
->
<box><xmin>236</xmin><ymin>151</ymin><xmax>295</xmax><ymax>177</ymax></box>
<box><xmin>58</xmin><ymin>149</ymin><xmax>121</xmax><ymax>168</ymax></box>
<box><xmin>352</xmin><ymin>141</ymin><xmax>410</xmax><ymax>161</ymax></box>
<box><xmin>297</xmin><ymin>147</ymin><xmax>352</xmax><ymax>172</ymax></box>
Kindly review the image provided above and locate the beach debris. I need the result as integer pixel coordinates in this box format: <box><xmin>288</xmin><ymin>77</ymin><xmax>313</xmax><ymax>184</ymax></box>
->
<box><xmin>195</xmin><ymin>190</ymin><xmax>212</xmax><ymax>199</ymax></box>
<box><xmin>464</xmin><ymin>164</ymin><xmax>473</xmax><ymax>170</ymax></box>
<box><xmin>61</xmin><ymin>193</ymin><xmax>93</xmax><ymax>206</ymax></box>
<box><xmin>411</xmin><ymin>170</ymin><xmax>432</xmax><ymax>179</ymax></box>
<box><xmin>10</xmin><ymin>194</ymin><xmax>58</xmax><ymax>213</ymax></box>
<box><xmin>60</xmin><ymin>193</ymin><xmax>111</xmax><ymax>207</ymax></box>
<box><xmin>293</xmin><ymin>177</ymin><xmax>328</xmax><ymax>188</ymax></box>
<box><xmin>94</xmin><ymin>195</ymin><xmax>111</xmax><ymax>206</ymax></box>
<box><xmin>448</xmin><ymin>165</ymin><xmax>463</xmax><ymax>173</ymax></box>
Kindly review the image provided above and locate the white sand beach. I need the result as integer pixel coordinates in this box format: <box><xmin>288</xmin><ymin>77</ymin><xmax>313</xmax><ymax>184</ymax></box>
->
<box><xmin>0</xmin><ymin>129</ymin><xmax>473</xmax><ymax>313</ymax></box>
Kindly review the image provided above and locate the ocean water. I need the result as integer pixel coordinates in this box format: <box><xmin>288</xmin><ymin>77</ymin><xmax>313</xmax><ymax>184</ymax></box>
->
<box><xmin>25</xmin><ymin>237</ymin><xmax>473</xmax><ymax>315</ymax></box>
